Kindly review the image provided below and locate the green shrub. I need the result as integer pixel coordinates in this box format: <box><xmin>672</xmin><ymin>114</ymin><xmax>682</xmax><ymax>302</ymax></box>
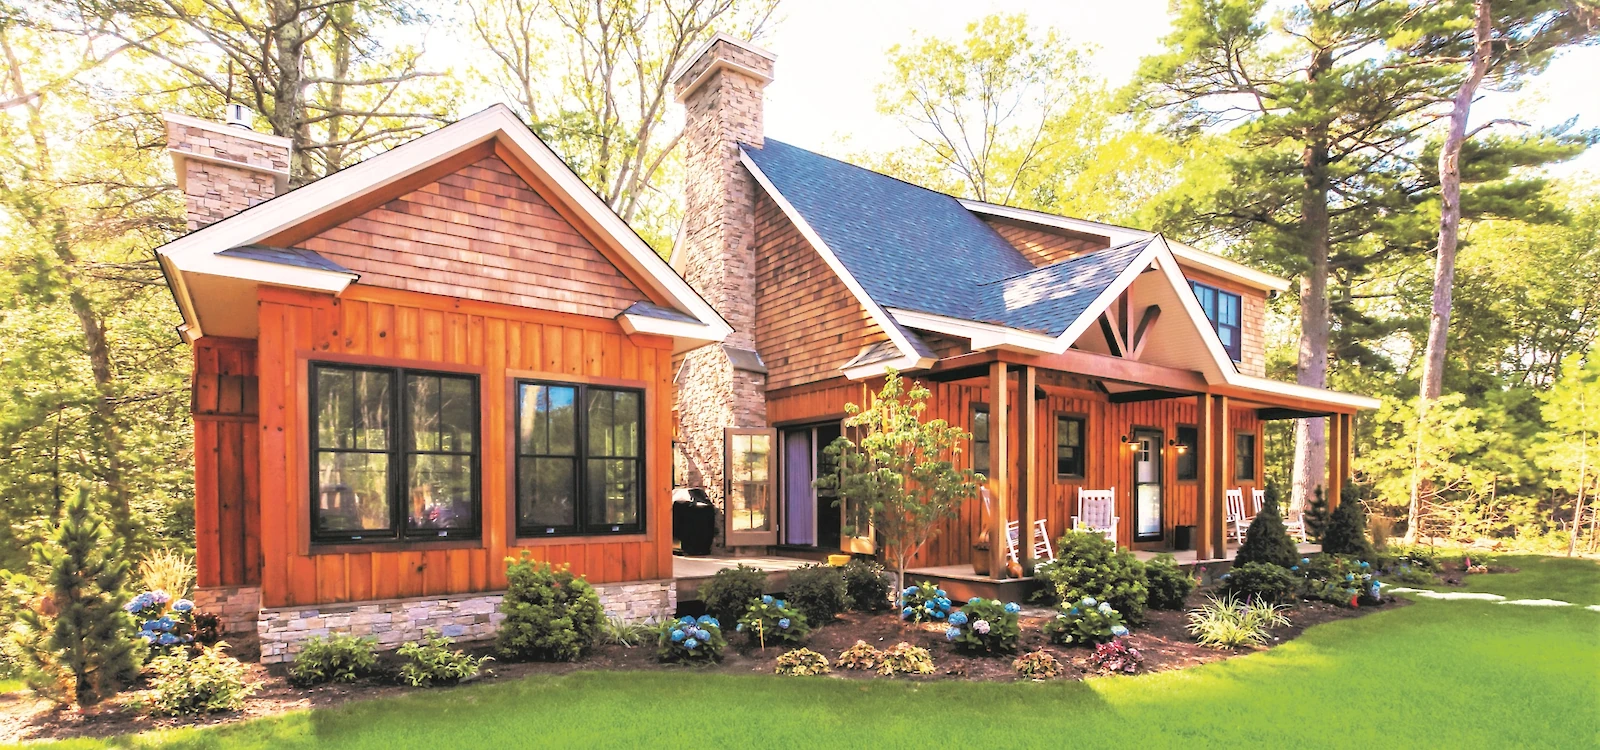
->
<box><xmin>1143</xmin><ymin>554</ymin><xmax>1196</xmax><ymax>610</ymax></box>
<box><xmin>946</xmin><ymin>598</ymin><xmax>1021</xmax><ymax>654</ymax></box>
<box><xmin>397</xmin><ymin>629</ymin><xmax>491</xmax><ymax>687</ymax></box>
<box><xmin>784</xmin><ymin>564</ymin><xmax>850</xmax><ymax>624</ymax></box>
<box><xmin>1012</xmin><ymin>649</ymin><xmax>1060</xmax><ymax>679</ymax></box>
<box><xmin>656</xmin><ymin>615</ymin><xmax>726</xmax><ymax>664</ymax></box>
<box><xmin>773</xmin><ymin>647</ymin><xmax>831</xmax><ymax>676</ymax></box>
<box><xmin>1221</xmin><ymin>562</ymin><xmax>1299</xmax><ymax>605</ymax></box>
<box><xmin>1233</xmin><ymin>487</ymin><xmax>1299</xmax><ymax>569</ymax></box>
<box><xmin>897</xmin><ymin>580</ymin><xmax>953</xmax><ymax>623</ymax></box>
<box><xmin>496</xmin><ymin>555</ymin><xmax>605</xmax><ymax>662</ymax></box>
<box><xmin>835</xmin><ymin>640</ymin><xmax>882</xmax><ymax>671</ymax></box>
<box><xmin>737</xmin><ymin>595</ymin><xmax>809</xmax><ymax>647</ymax></box>
<box><xmin>841</xmin><ymin>559</ymin><xmax>892</xmax><ymax>612</ymax></box>
<box><xmin>145</xmin><ymin>643</ymin><xmax>257</xmax><ymax>716</ymax></box>
<box><xmin>698</xmin><ymin>564</ymin><xmax>768</xmax><ymax>625</ymax></box>
<box><xmin>1321</xmin><ymin>486</ymin><xmax>1373</xmax><ymax>558</ymax></box>
<box><xmin>1186</xmin><ymin>595</ymin><xmax>1289</xmax><ymax>650</ymax></box>
<box><xmin>288</xmin><ymin>633</ymin><xmax>377</xmax><ymax>687</ymax></box>
<box><xmin>1297</xmin><ymin>554</ymin><xmax>1380</xmax><ymax>607</ymax></box>
<box><xmin>877</xmin><ymin>642</ymin><xmax>935</xmax><ymax>676</ymax></box>
<box><xmin>1035</xmin><ymin>531</ymin><xmax>1149</xmax><ymax>623</ymax></box>
<box><xmin>1303</xmin><ymin>486</ymin><xmax>1331</xmax><ymax>541</ymax></box>
<box><xmin>1043</xmin><ymin>596</ymin><xmax>1128</xmax><ymax>647</ymax></box>
<box><xmin>1373</xmin><ymin>545</ymin><xmax>1442</xmax><ymax>586</ymax></box>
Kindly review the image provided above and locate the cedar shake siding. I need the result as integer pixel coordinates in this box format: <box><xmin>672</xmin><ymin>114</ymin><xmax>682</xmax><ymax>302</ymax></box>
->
<box><xmin>983</xmin><ymin>217</ymin><xmax>1110</xmax><ymax>266</ymax></box>
<box><xmin>298</xmin><ymin>156</ymin><xmax>647</xmax><ymax>318</ymax></box>
<box><xmin>1185</xmin><ymin>268</ymin><xmax>1268</xmax><ymax>377</ymax></box>
<box><xmin>752</xmin><ymin>189</ymin><xmax>890</xmax><ymax>390</ymax></box>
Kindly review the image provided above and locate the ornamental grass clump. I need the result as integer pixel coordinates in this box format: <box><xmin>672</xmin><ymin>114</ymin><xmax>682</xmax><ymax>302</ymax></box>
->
<box><xmin>945</xmin><ymin>598</ymin><xmax>1021</xmax><ymax>654</ymax></box>
<box><xmin>656</xmin><ymin>615</ymin><xmax>726</xmax><ymax>664</ymax></box>
<box><xmin>1186</xmin><ymin>595</ymin><xmax>1290</xmax><ymax>650</ymax></box>
<box><xmin>737</xmin><ymin>595</ymin><xmax>810</xmax><ymax>648</ymax></box>
<box><xmin>496</xmin><ymin>555</ymin><xmax>605</xmax><ymax>662</ymax></box>
<box><xmin>698</xmin><ymin>564</ymin><xmax>769</xmax><ymax>625</ymax></box>
<box><xmin>877</xmin><ymin>642</ymin><xmax>935</xmax><ymax>676</ymax></box>
<box><xmin>144</xmin><ymin>643</ymin><xmax>257</xmax><ymax>716</ymax></box>
<box><xmin>288</xmin><ymin>633</ymin><xmax>378</xmax><ymax>687</ymax></box>
<box><xmin>1043</xmin><ymin>596</ymin><xmax>1128</xmax><ymax>647</ymax></box>
<box><xmin>398</xmin><ymin>629</ymin><xmax>491</xmax><ymax>687</ymax></box>
<box><xmin>835</xmin><ymin>640</ymin><xmax>883</xmax><ymax>671</ymax></box>
<box><xmin>898</xmin><ymin>581</ymin><xmax>953</xmax><ymax>623</ymax></box>
<box><xmin>1089</xmin><ymin>639</ymin><xmax>1144</xmax><ymax>675</ymax></box>
<box><xmin>774</xmin><ymin>647</ymin><xmax>831</xmax><ymax>676</ymax></box>
<box><xmin>842</xmin><ymin>559</ymin><xmax>892</xmax><ymax>612</ymax></box>
<box><xmin>1220</xmin><ymin>562</ymin><xmax>1300</xmax><ymax>606</ymax></box>
<box><xmin>137</xmin><ymin>549</ymin><xmax>195</xmax><ymax>602</ymax></box>
<box><xmin>1012</xmin><ymin>649</ymin><xmax>1061</xmax><ymax>680</ymax></box>
<box><xmin>785</xmin><ymin>564</ymin><xmax>850</xmax><ymax>624</ymax></box>
<box><xmin>1034</xmin><ymin>530</ymin><xmax>1149</xmax><ymax>623</ymax></box>
<box><xmin>1143</xmin><ymin>554</ymin><xmax>1197</xmax><ymax>610</ymax></box>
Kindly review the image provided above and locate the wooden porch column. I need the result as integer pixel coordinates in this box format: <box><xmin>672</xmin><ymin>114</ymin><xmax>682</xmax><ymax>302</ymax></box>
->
<box><xmin>1326</xmin><ymin>412</ymin><xmax>1353</xmax><ymax>510</ymax></box>
<box><xmin>1020</xmin><ymin>365</ymin><xmax>1038</xmax><ymax>575</ymax></box>
<box><xmin>1195</xmin><ymin>393</ymin><xmax>1215</xmax><ymax>560</ymax></box>
<box><xmin>989</xmin><ymin>361</ymin><xmax>1010</xmax><ymax>579</ymax></box>
<box><xmin>1208</xmin><ymin>395</ymin><xmax>1230</xmax><ymax>557</ymax></box>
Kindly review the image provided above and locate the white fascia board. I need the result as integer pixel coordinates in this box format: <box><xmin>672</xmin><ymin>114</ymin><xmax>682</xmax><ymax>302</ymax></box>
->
<box><xmin>617</xmin><ymin>313</ymin><xmax>728</xmax><ymax>353</ymax></box>
<box><xmin>841</xmin><ymin>354</ymin><xmax>931</xmax><ymax>381</ymax></box>
<box><xmin>740</xmin><ymin>150</ymin><xmax>932</xmax><ymax>371</ymax></box>
<box><xmin>1166</xmin><ymin>242</ymin><xmax>1291</xmax><ymax>293</ymax></box>
<box><xmin>887</xmin><ymin>308</ymin><xmax>1062</xmax><ymax>354</ymax></box>
<box><xmin>1230</xmin><ymin>374</ymin><xmax>1383</xmax><ymax>411</ymax></box>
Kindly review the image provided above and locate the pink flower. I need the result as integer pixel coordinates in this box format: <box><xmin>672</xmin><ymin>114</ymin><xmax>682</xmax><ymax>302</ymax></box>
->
<box><xmin>973</xmin><ymin>619</ymin><xmax>990</xmax><ymax>635</ymax></box>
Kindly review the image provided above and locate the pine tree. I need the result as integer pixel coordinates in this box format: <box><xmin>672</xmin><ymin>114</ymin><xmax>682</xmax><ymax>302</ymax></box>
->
<box><xmin>1321</xmin><ymin>483</ymin><xmax>1374</xmax><ymax>559</ymax></box>
<box><xmin>1304</xmin><ymin>485</ymin><xmax>1331</xmax><ymax>541</ymax></box>
<box><xmin>1233</xmin><ymin>485</ymin><xmax>1299</xmax><ymax>569</ymax></box>
<box><xmin>16</xmin><ymin>490</ymin><xmax>140</xmax><ymax>707</ymax></box>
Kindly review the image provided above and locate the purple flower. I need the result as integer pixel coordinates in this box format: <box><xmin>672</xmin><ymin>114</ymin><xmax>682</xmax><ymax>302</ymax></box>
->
<box><xmin>973</xmin><ymin>619</ymin><xmax>990</xmax><ymax>635</ymax></box>
<box><xmin>172</xmin><ymin>599</ymin><xmax>194</xmax><ymax>613</ymax></box>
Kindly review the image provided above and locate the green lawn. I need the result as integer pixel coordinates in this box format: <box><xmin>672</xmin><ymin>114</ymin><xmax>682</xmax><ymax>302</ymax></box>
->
<box><xmin>18</xmin><ymin>555</ymin><xmax>1600</xmax><ymax>749</ymax></box>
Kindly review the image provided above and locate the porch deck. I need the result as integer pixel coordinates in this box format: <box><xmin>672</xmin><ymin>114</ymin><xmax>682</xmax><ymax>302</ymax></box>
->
<box><xmin>672</xmin><ymin>555</ymin><xmax>815</xmax><ymax>602</ymax></box>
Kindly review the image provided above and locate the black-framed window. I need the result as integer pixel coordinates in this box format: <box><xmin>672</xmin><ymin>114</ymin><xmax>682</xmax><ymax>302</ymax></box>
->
<box><xmin>1055</xmin><ymin>415</ymin><xmax>1085</xmax><ymax>478</ymax></box>
<box><xmin>1191</xmin><ymin>281</ymin><xmax>1243</xmax><ymax>362</ymax></box>
<box><xmin>1175</xmin><ymin>425</ymin><xmax>1199</xmax><ymax>481</ymax></box>
<box><xmin>311</xmin><ymin>363</ymin><xmax>479</xmax><ymax>544</ymax></box>
<box><xmin>515</xmin><ymin>380</ymin><xmax>643</xmax><ymax>537</ymax></box>
<box><xmin>1235</xmin><ymin>431</ymin><xmax>1257</xmax><ymax>482</ymax></box>
<box><xmin>971</xmin><ymin>404</ymin><xmax>990</xmax><ymax>476</ymax></box>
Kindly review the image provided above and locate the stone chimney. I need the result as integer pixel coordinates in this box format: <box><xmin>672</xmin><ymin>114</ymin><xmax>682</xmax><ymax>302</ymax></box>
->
<box><xmin>671</xmin><ymin>35</ymin><xmax>776</xmax><ymax>517</ymax></box>
<box><xmin>164</xmin><ymin>108</ymin><xmax>292</xmax><ymax>230</ymax></box>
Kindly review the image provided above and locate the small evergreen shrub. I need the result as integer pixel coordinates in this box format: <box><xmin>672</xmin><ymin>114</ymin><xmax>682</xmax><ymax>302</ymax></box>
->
<box><xmin>897</xmin><ymin>581</ymin><xmax>953</xmax><ymax>623</ymax></box>
<box><xmin>1221</xmin><ymin>562</ymin><xmax>1299</xmax><ymax>606</ymax></box>
<box><xmin>1043</xmin><ymin>596</ymin><xmax>1128</xmax><ymax>647</ymax></box>
<box><xmin>737</xmin><ymin>595</ymin><xmax>809</xmax><ymax>647</ymax></box>
<box><xmin>1089</xmin><ymin>639</ymin><xmax>1144</xmax><ymax>674</ymax></box>
<box><xmin>945</xmin><ymin>598</ymin><xmax>1021</xmax><ymax>654</ymax></box>
<box><xmin>842</xmin><ymin>559</ymin><xmax>892</xmax><ymax>612</ymax></box>
<box><xmin>1143</xmin><ymin>554</ymin><xmax>1196</xmax><ymax>610</ymax></box>
<box><xmin>1321</xmin><ymin>489</ymin><xmax>1374</xmax><ymax>558</ymax></box>
<box><xmin>1034</xmin><ymin>531</ymin><xmax>1149</xmax><ymax>623</ymax></box>
<box><xmin>289</xmin><ymin>633</ymin><xmax>378</xmax><ymax>687</ymax></box>
<box><xmin>496</xmin><ymin>555</ymin><xmax>605</xmax><ymax>662</ymax></box>
<box><xmin>785</xmin><ymin>564</ymin><xmax>850</xmax><ymax>624</ymax></box>
<box><xmin>1012</xmin><ymin>649</ymin><xmax>1061</xmax><ymax>679</ymax></box>
<box><xmin>877</xmin><ymin>642</ymin><xmax>935</xmax><ymax>676</ymax></box>
<box><xmin>397</xmin><ymin>629</ymin><xmax>491</xmax><ymax>687</ymax></box>
<box><xmin>1303</xmin><ymin>486</ymin><xmax>1331</xmax><ymax>541</ymax></box>
<box><xmin>698</xmin><ymin>564</ymin><xmax>768</xmax><ymax>625</ymax></box>
<box><xmin>1233</xmin><ymin>488</ymin><xmax>1299</xmax><ymax>569</ymax></box>
<box><xmin>1298</xmin><ymin>554</ymin><xmax>1380</xmax><ymax>607</ymax></box>
<box><xmin>835</xmin><ymin>640</ymin><xmax>883</xmax><ymax>671</ymax></box>
<box><xmin>1187</xmin><ymin>595</ymin><xmax>1289</xmax><ymax>650</ymax></box>
<box><xmin>656</xmin><ymin>615</ymin><xmax>726</xmax><ymax>664</ymax></box>
<box><xmin>773</xmin><ymin>647</ymin><xmax>831</xmax><ymax>676</ymax></box>
<box><xmin>145</xmin><ymin>643</ymin><xmax>257</xmax><ymax>716</ymax></box>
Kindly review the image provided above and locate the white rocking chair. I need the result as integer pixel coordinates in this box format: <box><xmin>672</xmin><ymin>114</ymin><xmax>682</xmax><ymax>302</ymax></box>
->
<box><xmin>1224</xmin><ymin>488</ymin><xmax>1250</xmax><ymax>544</ymax></box>
<box><xmin>1250</xmin><ymin>488</ymin><xmax>1266</xmax><ymax>518</ymax></box>
<box><xmin>1072</xmin><ymin>488</ymin><xmax>1119</xmax><ymax>543</ymax></box>
<box><xmin>1006</xmin><ymin>519</ymin><xmax>1055</xmax><ymax>564</ymax></box>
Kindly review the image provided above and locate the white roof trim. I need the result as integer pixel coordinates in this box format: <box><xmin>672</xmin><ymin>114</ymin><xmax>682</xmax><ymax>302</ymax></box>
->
<box><xmin>841</xmin><ymin>354</ymin><xmax>929</xmax><ymax>381</ymax></box>
<box><xmin>617</xmin><ymin>313</ymin><xmax>725</xmax><ymax>354</ymax></box>
<box><xmin>959</xmin><ymin>199</ymin><xmax>1291</xmax><ymax>293</ymax></box>
<box><xmin>157</xmin><ymin>104</ymin><xmax>730</xmax><ymax>343</ymax></box>
<box><xmin>1230</xmin><ymin>374</ymin><xmax>1382</xmax><ymax>410</ymax></box>
<box><xmin>740</xmin><ymin>149</ymin><xmax>935</xmax><ymax>374</ymax></box>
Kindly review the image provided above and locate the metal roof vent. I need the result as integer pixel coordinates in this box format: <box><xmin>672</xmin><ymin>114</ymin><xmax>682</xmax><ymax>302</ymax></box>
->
<box><xmin>222</xmin><ymin>103</ymin><xmax>254</xmax><ymax>130</ymax></box>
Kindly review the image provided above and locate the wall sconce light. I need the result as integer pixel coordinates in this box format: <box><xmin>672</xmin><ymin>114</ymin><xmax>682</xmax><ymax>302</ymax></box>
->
<box><xmin>1168</xmin><ymin>438</ymin><xmax>1188</xmax><ymax>455</ymax></box>
<box><xmin>1121</xmin><ymin>435</ymin><xmax>1134</xmax><ymax>450</ymax></box>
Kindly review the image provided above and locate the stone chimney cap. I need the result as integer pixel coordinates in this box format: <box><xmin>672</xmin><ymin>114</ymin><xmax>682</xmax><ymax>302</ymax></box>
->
<box><xmin>671</xmin><ymin>33</ymin><xmax>776</xmax><ymax>101</ymax></box>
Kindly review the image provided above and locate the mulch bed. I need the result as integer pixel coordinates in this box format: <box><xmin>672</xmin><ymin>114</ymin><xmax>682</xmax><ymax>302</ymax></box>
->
<box><xmin>0</xmin><ymin>587</ymin><xmax>1403</xmax><ymax>744</ymax></box>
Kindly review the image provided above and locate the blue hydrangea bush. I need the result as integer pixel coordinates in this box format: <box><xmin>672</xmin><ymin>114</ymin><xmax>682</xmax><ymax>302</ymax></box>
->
<box><xmin>1042</xmin><ymin>596</ymin><xmax>1129</xmax><ymax>647</ymax></box>
<box><xmin>1296</xmin><ymin>554</ymin><xmax>1381</xmax><ymax>607</ymax></box>
<box><xmin>737</xmin><ymin>595</ymin><xmax>810</xmax><ymax>647</ymax></box>
<box><xmin>945</xmin><ymin>598</ymin><xmax>1021</xmax><ymax>654</ymax></box>
<box><xmin>898</xmin><ymin>581</ymin><xmax>952</xmax><ymax>623</ymax></box>
<box><xmin>125</xmin><ymin>590</ymin><xmax>196</xmax><ymax>653</ymax></box>
<box><xmin>656</xmin><ymin>615</ymin><xmax>727</xmax><ymax>664</ymax></box>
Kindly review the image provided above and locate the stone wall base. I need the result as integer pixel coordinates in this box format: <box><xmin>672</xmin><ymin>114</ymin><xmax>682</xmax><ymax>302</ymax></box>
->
<box><xmin>191</xmin><ymin>585</ymin><xmax>261</xmax><ymax>635</ymax></box>
<box><xmin>257</xmin><ymin>579</ymin><xmax>676</xmax><ymax>664</ymax></box>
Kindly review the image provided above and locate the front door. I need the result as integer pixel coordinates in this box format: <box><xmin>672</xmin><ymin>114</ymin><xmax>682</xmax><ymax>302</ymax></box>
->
<box><xmin>1133</xmin><ymin>428</ymin><xmax>1163</xmax><ymax>542</ymax></box>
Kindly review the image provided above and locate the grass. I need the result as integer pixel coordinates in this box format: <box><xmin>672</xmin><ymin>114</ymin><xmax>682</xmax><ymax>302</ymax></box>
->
<box><xmin>0</xmin><ymin>680</ymin><xmax>20</xmax><ymax>696</ymax></box>
<box><xmin>13</xmin><ymin>556</ymin><xmax>1598</xmax><ymax>749</ymax></box>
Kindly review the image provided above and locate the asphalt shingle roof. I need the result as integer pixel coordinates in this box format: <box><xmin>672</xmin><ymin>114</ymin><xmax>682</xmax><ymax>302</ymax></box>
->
<box><xmin>220</xmin><ymin>245</ymin><xmax>353</xmax><ymax>274</ymax></box>
<box><xmin>742</xmin><ymin>139</ymin><xmax>1145</xmax><ymax>337</ymax></box>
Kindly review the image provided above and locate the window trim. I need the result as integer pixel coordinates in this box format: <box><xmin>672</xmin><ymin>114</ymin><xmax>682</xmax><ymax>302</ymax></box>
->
<box><xmin>1054</xmin><ymin>412</ymin><xmax>1088</xmax><ymax>481</ymax></box>
<box><xmin>1191</xmin><ymin>281</ymin><xmax>1244</xmax><ymax>362</ymax></box>
<box><xmin>1234</xmin><ymin>430</ymin><xmax>1258</xmax><ymax>483</ymax></box>
<box><xmin>970</xmin><ymin>402</ymin><xmax>991</xmax><ymax>476</ymax></box>
<box><xmin>307</xmin><ymin>360</ymin><xmax>483</xmax><ymax>546</ymax></box>
<box><xmin>512</xmin><ymin>377</ymin><xmax>647</xmax><ymax>539</ymax></box>
<box><xmin>1174</xmin><ymin>424</ymin><xmax>1199</xmax><ymax>483</ymax></box>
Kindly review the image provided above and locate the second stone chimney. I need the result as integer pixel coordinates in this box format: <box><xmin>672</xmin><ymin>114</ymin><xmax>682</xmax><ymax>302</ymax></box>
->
<box><xmin>671</xmin><ymin>35</ymin><xmax>776</xmax><ymax>526</ymax></box>
<box><xmin>164</xmin><ymin>109</ymin><xmax>292</xmax><ymax>231</ymax></box>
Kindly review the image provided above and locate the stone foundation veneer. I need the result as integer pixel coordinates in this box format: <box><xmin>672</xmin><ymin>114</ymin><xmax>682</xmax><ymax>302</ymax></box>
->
<box><xmin>257</xmin><ymin>579</ymin><xmax>676</xmax><ymax>664</ymax></box>
<box><xmin>191</xmin><ymin>585</ymin><xmax>261</xmax><ymax>635</ymax></box>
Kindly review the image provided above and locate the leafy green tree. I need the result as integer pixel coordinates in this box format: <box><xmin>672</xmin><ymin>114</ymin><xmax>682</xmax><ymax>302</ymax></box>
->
<box><xmin>816</xmin><ymin>372</ymin><xmax>983</xmax><ymax>594</ymax></box>
<box><xmin>1537</xmin><ymin>346</ymin><xmax>1599</xmax><ymax>554</ymax></box>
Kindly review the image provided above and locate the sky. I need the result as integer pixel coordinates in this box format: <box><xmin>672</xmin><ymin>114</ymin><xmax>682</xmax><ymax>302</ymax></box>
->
<box><xmin>751</xmin><ymin>0</ymin><xmax>1600</xmax><ymax>176</ymax></box>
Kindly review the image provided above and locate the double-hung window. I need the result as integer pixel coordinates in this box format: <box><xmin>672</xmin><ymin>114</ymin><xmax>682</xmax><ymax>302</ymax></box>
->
<box><xmin>516</xmin><ymin>381</ymin><xmax>644</xmax><ymax>537</ymax></box>
<box><xmin>1175</xmin><ymin>425</ymin><xmax>1199</xmax><ymax>481</ymax></box>
<box><xmin>311</xmin><ymin>363</ymin><xmax>480</xmax><ymax>544</ymax></box>
<box><xmin>1235</xmin><ymin>432</ymin><xmax>1257</xmax><ymax>482</ymax></box>
<box><xmin>971</xmin><ymin>404</ymin><xmax>991</xmax><ymax>476</ymax></box>
<box><xmin>1055</xmin><ymin>415</ymin><xmax>1086</xmax><ymax>479</ymax></box>
<box><xmin>1191</xmin><ymin>281</ymin><xmax>1243</xmax><ymax>362</ymax></box>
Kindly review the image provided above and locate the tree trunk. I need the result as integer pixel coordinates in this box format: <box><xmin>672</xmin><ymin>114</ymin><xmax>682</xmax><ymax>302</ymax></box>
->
<box><xmin>1291</xmin><ymin>113</ymin><xmax>1333</xmax><ymax>515</ymax></box>
<box><xmin>269</xmin><ymin>0</ymin><xmax>313</xmax><ymax>181</ymax></box>
<box><xmin>1408</xmin><ymin>0</ymin><xmax>1494</xmax><ymax>544</ymax></box>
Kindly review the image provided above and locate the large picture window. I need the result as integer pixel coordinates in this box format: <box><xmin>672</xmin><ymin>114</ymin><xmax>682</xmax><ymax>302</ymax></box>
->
<box><xmin>515</xmin><ymin>380</ymin><xmax>643</xmax><ymax>537</ymax></box>
<box><xmin>1055</xmin><ymin>415</ymin><xmax>1085</xmax><ymax>479</ymax></box>
<box><xmin>311</xmin><ymin>363</ymin><xmax>479</xmax><ymax>544</ymax></box>
<box><xmin>1191</xmin><ymin>281</ymin><xmax>1243</xmax><ymax>362</ymax></box>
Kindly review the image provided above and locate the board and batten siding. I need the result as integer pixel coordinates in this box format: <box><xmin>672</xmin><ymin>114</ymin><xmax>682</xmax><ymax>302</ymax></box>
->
<box><xmin>192</xmin><ymin>336</ymin><xmax>261</xmax><ymax>590</ymax></box>
<box><xmin>250</xmin><ymin>285</ymin><xmax>675</xmax><ymax>609</ymax></box>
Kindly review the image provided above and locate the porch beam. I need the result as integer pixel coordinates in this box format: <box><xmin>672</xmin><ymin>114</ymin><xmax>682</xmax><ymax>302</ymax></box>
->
<box><xmin>1010</xmin><ymin>349</ymin><xmax>1209</xmax><ymax>392</ymax></box>
<box><xmin>1108</xmin><ymin>389</ymin><xmax>1191</xmax><ymax>405</ymax></box>
<box><xmin>989</xmin><ymin>361</ymin><xmax>1010</xmax><ymax>580</ymax></box>
<box><xmin>1020</xmin><ymin>365</ymin><xmax>1038</xmax><ymax>576</ymax></box>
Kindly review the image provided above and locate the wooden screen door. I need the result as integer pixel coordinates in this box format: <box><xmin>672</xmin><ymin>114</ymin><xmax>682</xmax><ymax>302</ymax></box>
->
<box><xmin>725</xmin><ymin>428</ymin><xmax>777</xmax><ymax>546</ymax></box>
<box><xmin>1133</xmin><ymin>428</ymin><xmax>1164</xmax><ymax>542</ymax></box>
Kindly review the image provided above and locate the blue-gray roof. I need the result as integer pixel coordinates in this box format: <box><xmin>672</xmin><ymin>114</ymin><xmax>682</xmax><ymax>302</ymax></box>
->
<box><xmin>220</xmin><ymin>245</ymin><xmax>353</xmax><ymax>274</ymax></box>
<box><xmin>742</xmin><ymin>140</ymin><xmax>1145</xmax><ymax>337</ymax></box>
<box><xmin>618</xmin><ymin>301</ymin><xmax>702</xmax><ymax>325</ymax></box>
